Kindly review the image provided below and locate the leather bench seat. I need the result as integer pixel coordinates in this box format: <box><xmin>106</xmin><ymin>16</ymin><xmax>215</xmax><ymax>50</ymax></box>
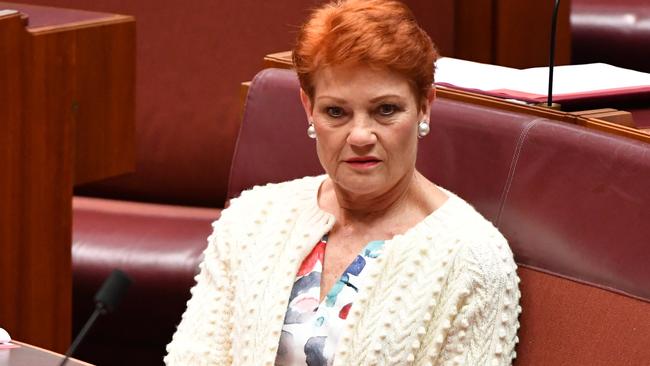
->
<box><xmin>494</xmin><ymin>119</ymin><xmax>650</xmax><ymax>364</ymax></box>
<box><xmin>236</xmin><ymin>68</ymin><xmax>650</xmax><ymax>300</ymax></box>
<box><xmin>498</xmin><ymin>120</ymin><xmax>650</xmax><ymax>300</ymax></box>
<box><xmin>72</xmin><ymin>197</ymin><xmax>220</xmax><ymax>364</ymax></box>
<box><xmin>571</xmin><ymin>1</ymin><xmax>650</xmax><ymax>128</ymax></box>
<box><xmin>233</xmin><ymin>68</ymin><xmax>650</xmax><ymax>365</ymax></box>
<box><xmin>572</xmin><ymin>0</ymin><xmax>650</xmax><ymax>73</ymax></box>
<box><xmin>74</xmin><ymin>67</ymin><xmax>650</xmax><ymax>365</ymax></box>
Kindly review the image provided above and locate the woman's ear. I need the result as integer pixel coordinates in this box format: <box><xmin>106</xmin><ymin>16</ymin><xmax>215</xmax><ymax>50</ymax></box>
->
<box><xmin>300</xmin><ymin>89</ymin><xmax>313</xmax><ymax>123</ymax></box>
<box><xmin>421</xmin><ymin>87</ymin><xmax>436</xmax><ymax>120</ymax></box>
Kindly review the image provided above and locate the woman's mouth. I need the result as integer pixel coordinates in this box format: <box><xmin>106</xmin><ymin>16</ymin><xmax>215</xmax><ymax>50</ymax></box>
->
<box><xmin>344</xmin><ymin>156</ymin><xmax>381</xmax><ymax>169</ymax></box>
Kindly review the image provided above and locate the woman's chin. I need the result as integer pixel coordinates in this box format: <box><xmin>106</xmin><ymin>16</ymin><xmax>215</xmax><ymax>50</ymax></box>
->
<box><xmin>334</xmin><ymin>176</ymin><xmax>388</xmax><ymax>197</ymax></box>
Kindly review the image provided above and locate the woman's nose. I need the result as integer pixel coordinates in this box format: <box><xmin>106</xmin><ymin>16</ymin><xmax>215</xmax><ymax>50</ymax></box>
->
<box><xmin>346</xmin><ymin>116</ymin><xmax>376</xmax><ymax>147</ymax></box>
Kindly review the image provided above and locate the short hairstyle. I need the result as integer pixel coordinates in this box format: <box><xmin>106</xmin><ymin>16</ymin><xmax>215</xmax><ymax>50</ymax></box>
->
<box><xmin>293</xmin><ymin>0</ymin><xmax>438</xmax><ymax>104</ymax></box>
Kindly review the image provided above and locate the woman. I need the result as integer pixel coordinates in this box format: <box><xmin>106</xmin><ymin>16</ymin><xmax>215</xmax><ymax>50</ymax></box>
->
<box><xmin>165</xmin><ymin>0</ymin><xmax>520</xmax><ymax>365</ymax></box>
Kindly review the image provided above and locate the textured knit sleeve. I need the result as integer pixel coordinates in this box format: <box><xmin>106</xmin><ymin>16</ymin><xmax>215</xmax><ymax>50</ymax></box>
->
<box><xmin>164</xmin><ymin>214</ymin><xmax>236</xmax><ymax>365</ymax></box>
<box><xmin>421</xmin><ymin>236</ymin><xmax>521</xmax><ymax>366</ymax></box>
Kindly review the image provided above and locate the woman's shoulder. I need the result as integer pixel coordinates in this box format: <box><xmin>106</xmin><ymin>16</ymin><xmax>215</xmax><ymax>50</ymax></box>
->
<box><xmin>222</xmin><ymin>175</ymin><xmax>325</xmax><ymax>217</ymax></box>
<box><xmin>207</xmin><ymin>175</ymin><xmax>327</xmax><ymax>253</ymax></box>
<box><xmin>422</xmin><ymin>187</ymin><xmax>516</xmax><ymax>283</ymax></box>
<box><xmin>423</xmin><ymin>187</ymin><xmax>505</xmax><ymax>241</ymax></box>
<box><xmin>409</xmin><ymin>190</ymin><xmax>520</xmax><ymax>365</ymax></box>
<box><xmin>228</xmin><ymin>175</ymin><xmax>325</xmax><ymax>208</ymax></box>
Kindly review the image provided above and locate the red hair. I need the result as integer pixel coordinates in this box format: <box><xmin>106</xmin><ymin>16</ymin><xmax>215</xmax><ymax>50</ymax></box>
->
<box><xmin>293</xmin><ymin>0</ymin><xmax>438</xmax><ymax>103</ymax></box>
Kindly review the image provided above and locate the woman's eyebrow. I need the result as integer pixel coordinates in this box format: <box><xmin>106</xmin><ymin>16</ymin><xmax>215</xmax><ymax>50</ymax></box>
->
<box><xmin>315</xmin><ymin>95</ymin><xmax>347</xmax><ymax>103</ymax></box>
<box><xmin>315</xmin><ymin>94</ymin><xmax>404</xmax><ymax>103</ymax></box>
<box><xmin>369</xmin><ymin>94</ymin><xmax>403</xmax><ymax>103</ymax></box>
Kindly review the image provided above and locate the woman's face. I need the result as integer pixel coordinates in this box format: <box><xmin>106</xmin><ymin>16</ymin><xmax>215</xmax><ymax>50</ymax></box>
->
<box><xmin>301</xmin><ymin>64</ymin><xmax>434</xmax><ymax>198</ymax></box>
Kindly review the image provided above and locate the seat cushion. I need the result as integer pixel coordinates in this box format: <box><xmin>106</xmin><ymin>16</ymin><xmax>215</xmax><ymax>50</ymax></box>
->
<box><xmin>72</xmin><ymin>197</ymin><xmax>220</xmax><ymax>365</ymax></box>
<box><xmin>515</xmin><ymin>266</ymin><xmax>650</xmax><ymax>366</ymax></box>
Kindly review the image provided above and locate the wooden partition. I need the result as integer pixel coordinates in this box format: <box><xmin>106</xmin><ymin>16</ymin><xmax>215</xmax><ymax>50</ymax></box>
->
<box><xmin>0</xmin><ymin>4</ymin><xmax>134</xmax><ymax>352</ymax></box>
<box><xmin>454</xmin><ymin>0</ymin><xmax>572</xmax><ymax>68</ymax></box>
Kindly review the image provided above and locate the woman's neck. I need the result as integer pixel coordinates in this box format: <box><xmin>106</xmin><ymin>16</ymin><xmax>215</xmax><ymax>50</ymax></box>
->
<box><xmin>337</xmin><ymin>176</ymin><xmax>412</xmax><ymax>224</ymax></box>
<box><xmin>320</xmin><ymin>171</ymin><xmax>442</xmax><ymax>230</ymax></box>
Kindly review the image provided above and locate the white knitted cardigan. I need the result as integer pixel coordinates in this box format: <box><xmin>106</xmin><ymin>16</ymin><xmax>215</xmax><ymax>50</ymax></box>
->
<box><xmin>165</xmin><ymin>175</ymin><xmax>520</xmax><ymax>366</ymax></box>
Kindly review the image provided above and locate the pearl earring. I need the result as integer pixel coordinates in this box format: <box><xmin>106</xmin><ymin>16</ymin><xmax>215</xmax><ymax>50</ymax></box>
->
<box><xmin>417</xmin><ymin>120</ymin><xmax>430</xmax><ymax>138</ymax></box>
<box><xmin>307</xmin><ymin>122</ymin><xmax>317</xmax><ymax>139</ymax></box>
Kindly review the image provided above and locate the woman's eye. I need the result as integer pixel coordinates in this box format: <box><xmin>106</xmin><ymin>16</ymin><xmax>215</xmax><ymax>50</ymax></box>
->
<box><xmin>378</xmin><ymin>104</ymin><xmax>397</xmax><ymax>116</ymax></box>
<box><xmin>326</xmin><ymin>106</ymin><xmax>344</xmax><ymax>118</ymax></box>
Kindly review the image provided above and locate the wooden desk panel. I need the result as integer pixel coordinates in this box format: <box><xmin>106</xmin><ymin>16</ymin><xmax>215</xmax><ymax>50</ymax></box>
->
<box><xmin>70</xmin><ymin>20</ymin><xmax>135</xmax><ymax>185</ymax></box>
<box><xmin>0</xmin><ymin>4</ymin><xmax>134</xmax><ymax>353</ymax></box>
<box><xmin>7</xmin><ymin>1</ymin><xmax>137</xmax><ymax>185</ymax></box>
<box><xmin>1</xmin><ymin>341</ymin><xmax>93</xmax><ymax>365</ymax></box>
<box><xmin>454</xmin><ymin>0</ymin><xmax>571</xmax><ymax>68</ymax></box>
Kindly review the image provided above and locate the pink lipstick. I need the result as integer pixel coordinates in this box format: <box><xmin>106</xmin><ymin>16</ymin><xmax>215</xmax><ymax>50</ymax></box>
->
<box><xmin>344</xmin><ymin>156</ymin><xmax>381</xmax><ymax>169</ymax></box>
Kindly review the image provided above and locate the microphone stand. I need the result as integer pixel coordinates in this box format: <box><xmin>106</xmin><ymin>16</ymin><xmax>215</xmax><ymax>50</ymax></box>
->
<box><xmin>58</xmin><ymin>304</ymin><xmax>106</xmax><ymax>366</ymax></box>
<box><xmin>547</xmin><ymin>0</ymin><xmax>561</xmax><ymax>108</ymax></box>
<box><xmin>59</xmin><ymin>269</ymin><xmax>132</xmax><ymax>366</ymax></box>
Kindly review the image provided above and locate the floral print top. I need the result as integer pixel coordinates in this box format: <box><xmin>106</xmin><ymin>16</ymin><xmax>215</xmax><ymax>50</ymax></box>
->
<box><xmin>274</xmin><ymin>234</ymin><xmax>386</xmax><ymax>366</ymax></box>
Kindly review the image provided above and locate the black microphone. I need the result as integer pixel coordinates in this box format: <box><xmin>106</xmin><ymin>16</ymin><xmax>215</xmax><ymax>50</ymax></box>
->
<box><xmin>59</xmin><ymin>269</ymin><xmax>133</xmax><ymax>366</ymax></box>
<box><xmin>547</xmin><ymin>0</ymin><xmax>561</xmax><ymax>108</ymax></box>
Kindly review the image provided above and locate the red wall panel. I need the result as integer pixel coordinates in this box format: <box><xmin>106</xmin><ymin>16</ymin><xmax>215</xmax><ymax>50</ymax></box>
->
<box><xmin>15</xmin><ymin>0</ymin><xmax>454</xmax><ymax>207</ymax></box>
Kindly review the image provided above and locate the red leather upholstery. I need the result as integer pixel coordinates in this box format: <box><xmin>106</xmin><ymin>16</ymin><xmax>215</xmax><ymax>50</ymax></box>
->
<box><xmin>75</xmin><ymin>63</ymin><xmax>650</xmax><ymax>364</ymax></box>
<box><xmin>72</xmin><ymin>198</ymin><xmax>219</xmax><ymax>364</ymax></box>
<box><xmin>422</xmin><ymin>101</ymin><xmax>542</xmax><ymax>222</ymax></box>
<box><xmin>232</xmin><ymin>68</ymin><xmax>650</xmax><ymax>364</ymax></box>
<box><xmin>228</xmin><ymin>71</ymin><xmax>324</xmax><ymax>199</ymax></box>
<box><xmin>497</xmin><ymin>121</ymin><xmax>650</xmax><ymax>301</ymax></box>
<box><xmin>572</xmin><ymin>0</ymin><xmax>650</xmax><ymax>73</ymax></box>
<box><xmin>570</xmin><ymin>1</ymin><xmax>650</xmax><ymax>128</ymax></box>
<box><xmin>235</xmin><ymin>68</ymin><xmax>650</xmax><ymax>300</ymax></box>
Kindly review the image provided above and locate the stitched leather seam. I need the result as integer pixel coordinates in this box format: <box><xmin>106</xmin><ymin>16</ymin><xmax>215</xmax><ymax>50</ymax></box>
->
<box><xmin>496</xmin><ymin>118</ymin><xmax>545</xmax><ymax>226</ymax></box>
<box><xmin>517</xmin><ymin>263</ymin><xmax>650</xmax><ymax>304</ymax></box>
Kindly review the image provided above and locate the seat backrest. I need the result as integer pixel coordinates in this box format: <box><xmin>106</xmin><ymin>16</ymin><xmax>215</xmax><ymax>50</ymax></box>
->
<box><xmin>497</xmin><ymin>120</ymin><xmax>650</xmax><ymax>365</ymax></box>
<box><xmin>572</xmin><ymin>0</ymin><xmax>650</xmax><ymax>73</ymax></box>
<box><xmin>231</xmin><ymin>68</ymin><xmax>650</xmax><ymax>365</ymax></box>
<box><xmin>227</xmin><ymin>69</ymin><xmax>324</xmax><ymax>199</ymax></box>
<box><xmin>422</xmin><ymin>99</ymin><xmax>541</xmax><ymax>222</ymax></box>
<box><xmin>229</xmin><ymin>68</ymin><xmax>537</xmax><ymax>222</ymax></box>
<box><xmin>497</xmin><ymin>120</ymin><xmax>650</xmax><ymax>301</ymax></box>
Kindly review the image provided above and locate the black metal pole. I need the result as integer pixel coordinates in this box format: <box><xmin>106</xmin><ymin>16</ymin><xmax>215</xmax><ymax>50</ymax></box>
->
<box><xmin>548</xmin><ymin>0</ymin><xmax>561</xmax><ymax>107</ymax></box>
<box><xmin>59</xmin><ymin>305</ymin><xmax>104</xmax><ymax>366</ymax></box>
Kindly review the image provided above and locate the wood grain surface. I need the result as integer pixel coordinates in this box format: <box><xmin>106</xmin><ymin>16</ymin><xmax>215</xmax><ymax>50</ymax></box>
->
<box><xmin>0</xmin><ymin>5</ymin><xmax>134</xmax><ymax>352</ymax></box>
<box><xmin>454</xmin><ymin>0</ymin><xmax>571</xmax><ymax>68</ymax></box>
